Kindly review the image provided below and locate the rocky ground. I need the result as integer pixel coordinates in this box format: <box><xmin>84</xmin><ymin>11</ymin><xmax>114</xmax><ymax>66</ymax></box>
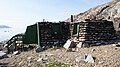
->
<box><xmin>0</xmin><ymin>44</ymin><xmax>120</xmax><ymax>67</ymax></box>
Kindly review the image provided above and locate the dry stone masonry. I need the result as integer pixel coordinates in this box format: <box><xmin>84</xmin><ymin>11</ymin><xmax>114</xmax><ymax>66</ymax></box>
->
<box><xmin>78</xmin><ymin>19</ymin><xmax>117</xmax><ymax>45</ymax></box>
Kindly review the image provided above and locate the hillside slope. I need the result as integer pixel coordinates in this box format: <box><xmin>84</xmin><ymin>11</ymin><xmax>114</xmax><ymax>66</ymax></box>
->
<box><xmin>66</xmin><ymin>0</ymin><xmax>120</xmax><ymax>22</ymax></box>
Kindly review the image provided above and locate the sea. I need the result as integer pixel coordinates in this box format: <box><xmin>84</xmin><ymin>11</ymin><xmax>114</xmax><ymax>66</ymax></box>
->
<box><xmin>0</xmin><ymin>28</ymin><xmax>25</xmax><ymax>42</ymax></box>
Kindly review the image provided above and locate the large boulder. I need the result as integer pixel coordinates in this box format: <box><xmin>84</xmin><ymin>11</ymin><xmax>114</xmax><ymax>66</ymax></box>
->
<box><xmin>35</xmin><ymin>47</ymin><xmax>43</xmax><ymax>52</ymax></box>
<box><xmin>63</xmin><ymin>39</ymin><xmax>76</xmax><ymax>50</ymax></box>
<box><xmin>0</xmin><ymin>51</ymin><xmax>7</xmax><ymax>59</ymax></box>
<box><xmin>85</xmin><ymin>54</ymin><xmax>95</xmax><ymax>63</ymax></box>
<box><xmin>76</xmin><ymin>54</ymin><xmax>95</xmax><ymax>63</ymax></box>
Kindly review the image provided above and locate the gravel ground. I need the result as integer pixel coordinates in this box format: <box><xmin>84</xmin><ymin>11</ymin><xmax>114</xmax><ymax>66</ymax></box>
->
<box><xmin>0</xmin><ymin>44</ymin><xmax>120</xmax><ymax>67</ymax></box>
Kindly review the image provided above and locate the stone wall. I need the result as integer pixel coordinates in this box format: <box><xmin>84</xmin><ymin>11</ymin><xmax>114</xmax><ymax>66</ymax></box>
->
<box><xmin>78</xmin><ymin>19</ymin><xmax>117</xmax><ymax>45</ymax></box>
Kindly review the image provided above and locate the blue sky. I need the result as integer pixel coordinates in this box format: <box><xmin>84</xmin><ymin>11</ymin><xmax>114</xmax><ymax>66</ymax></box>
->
<box><xmin>0</xmin><ymin>0</ymin><xmax>112</xmax><ymax>41</ymax></box>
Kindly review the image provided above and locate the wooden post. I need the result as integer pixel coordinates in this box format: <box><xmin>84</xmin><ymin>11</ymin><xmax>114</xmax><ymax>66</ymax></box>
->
<box><xmin>37</xmin><ymin>22</ymin><xmax>41</xmax><ymax>47</ymax></box>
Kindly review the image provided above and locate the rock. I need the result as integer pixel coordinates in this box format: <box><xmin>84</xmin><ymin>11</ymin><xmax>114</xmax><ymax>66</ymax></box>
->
<box><xmin>96</xmin><ymin>43</ymin><xmax>101</xmax><ymax>46</ymax></box>
<box><xmin>72</xmin><ymin>48</ymin><xmax>76</xmax><ymax>52</ymax></box>
<box><xmin>75</xmin><ymin>48</ymin><xmax>79</xmax><ymax>52</ymax></box>
<box><xmin>99</xmin><ymin>61</ymin><xmax>104</xmax><ymax>64</ymax></box>
<box><xmin>63</xmin><ymin>39</ymin><xmax>72</xmax><ymax>49</ymax></box>
<box><xmin>91</xmin><ymin>49</ymin><xmax>96</xmax><ymax>51</ymax></box>
<box><xmin>76</xmin><ymin>55</ymin><xmax>86</xmax><ymax>62</ymax></box>
<box><xmin>13</xmin><ymin>51</ymin><xmax>20</xmax><ymax>55</ymax></box>
<box><xmin>104</xmin><ymin>50</ymin><xmax>108</xmax><ymax>53</ymax></box>
<box><xmin>114</xmin><ymin>64</ymin><xmax>120</xmax><ymax>67</ymax></box>
<box><xmin>27</xmin><ymin>56</ymin><xmax>33</xmax><ymax>62</ymax></box>
<box><xmin>37</xmin><ymin>58</ymin><xmax>43</xmax><ymax>63</ymax></box>
<box><xmin>42</xmin><ymin>57</ymin><xmax>48</xmax><ymax>61</ymax></box>
<box><xmin>27</xmin><ymin>56</ymin><xmax>32</xmax><ymax>60</ymax></box>
<box><xmin>113</xmin><ymin>44</ymin><xmax>120</xmax><ymax>47</ymax></box>
<box><xmin>0</xmin><ymin>51</ymin><xmax>6</xmax><ymax>56</ymax></box>
<box><xmin>67</xmin><ymin>48</ymin><xmax>73</xmax><ymax>52</ymax></box>
<box><xmin>85</xmin><ymin>54</ymin><xmax>95</xmax><ymax>63</ymax></box>
<box><xmin>118</xmin><ymin>42</ymin><xmax>120</xmax><ymax>45</ymax></box>
<box><xmin>42</xmin><ymin>57</ymin><xmax>49</xmax><ymax>63</ymax></box>
<box><xmin>76</xmin><ymin>62</ymin><xmax>81</xmax><ymax>67</ymax></box>
<box><xmin>73</xmin><ymin>37</ymin><xmax>78</xmax><ymax>42</ymax></box>
<box><xmin>56</xmin><ymin>49</ymin><xmax>61</xmax><ymax>52</ymax></box>
<box><xmin>35</xmin><ymin>47</ymin><xmax>43</xmax><ymax>52</ymax></box>
<box><xmin>18</xmin><ymin>61</ymin><xmax>24</xmax><ymax>66</ymax></box>
<box><xmin>82</xmin><ymin>43</ymin><xmax>89</xmax><ymax>47</ymax></box>
<box><xmin>77</xmin><ymin>42</ymin><xmax>82</xmax><ymax>48</ymax></box>
<box><xmin>76</xmin><ymin>54</ymin><xmax>95</xmax><ymax>63</ymax></box>
<box><xmin>112</xmin><ymin>44</ymin><xmax>117</xmax><ymax>47</ymax></box>
<box><xmin>0</xmin><ymin>51</ymin><xmax>7</xmax><ymax>59</ymax></box>
<box><xmin>115</xmin><ymin>47</ymin><xmax>118</xmax><ymax>50</ymax></box>
<box><xmin>48</xmin><ymin>53</ymin><xmax>54</xmax><ymax>56</ymax></box>
<box><xmin>7</xmin><ymin>54</ymin><xmax>12</xmax><ymax>58</ymax></box>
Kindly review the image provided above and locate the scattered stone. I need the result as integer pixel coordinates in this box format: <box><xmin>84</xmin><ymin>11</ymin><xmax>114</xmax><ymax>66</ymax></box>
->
<box><xmin>18</xmin><ymin>61</ymin><xmax>24</xmax><ymax>66</ymax></box>
<box><xmin>42</xmin><ymin>57</ymin><xmax>48</xmax><ymax>61</ymax></box>
<box><xmin>73</xmin><ymin>37</ymin><xmax>78</xmax><ymax>42</ymax></box>
<box><xmin>63</xmin><ymin>39</ymin><xmax>72</xmax><ymax>50</ymax></box>
<box><xmin>103</xmin><ymin>64</ymin><xmax>109</xmax><ymax>67</ymax></box>
<box><xmin>0</xmin><ymin>63</ymin><xmax>8</xmax><ymax>67</ymax></box>
<box><xmin>7</xmin><ymin>54</ymin><xmax>12</xmax><ymax>58</ymax></box>
<box><xmin>76</xmin><ymin>54</ymin><xmax>95</xmax><ymax>63</ymax></box>
<box><xmin>96</xmin><ymin>43</ymin><xmax>101</xmax><ymax>46</ymax></box>
<box><xmin>35</xmin><ymin>47</ymin><xmax>43</xmax><ymax>52</ymax></box>
<box><xmin>55</xmin><ymin>49</ymin><xmax>61</xmax><ymax>52</ymax></box>
<box><xmin>118</xmin><ymin>42</ymin><xmax>120</xmax><ymax>45</ymax></box>
<box><xmin>91</xmin><ymin>49</ymin><xmax>96</xmax><ymax>51</ymax></box>
<box><xmin>75</xmin><ymin>48</ymin><xmax>79</xmax><ymax>52</ymax></box>
<box><xmin>82</xmin><ymin>43</ymin><xmax>89</xmax><ymax>47</ymax></box>
<box><xmin>27</xmin><ymin>56</ymin><xmax>33</xmax><ymax>62</ymax></box>
<box><xmin>112</xmin><ymin>44</ymin><xmax>117</xmax><ymax>47</ymax></box>
<box><xmin>77</xmin><ymin>42</ymin><xmax>82</xmax><ymax>48</ymax></box>
<box><xmin>104</xmin><ymin>50</ymin><xmax>108</xmax><ymax>53</ymax></box>
<box><xmin>67</xmin><ymin>48</ymin><xmax>72</xmax><ymax>52</ymax></box>
<box><xmin>114</xmin><ymin>64</ymin><xmax>120</xmax><ymax>67</ymax></box>
<box><xmin>13</xmin><ymin>51</ymin><xmax>20</xmax><ymax>55</ymax></box>
<box><xmin>115</xmin><ymin>47</ymin><xmax>118</xmax><ymax>50</ymax></box>
<box><xmin>72</xmin><ymin>48</ymin><xmax>76</xmax><ymax>52</ymax></box>
<box><xmin>76</xmin><ymin>55</ymin><xmax>86</xmax><ymax>62</ymax></box>
<box><xmin>48</xmin><ymin>53</ymin><xmax>54</xmax><ymax>56</ymax></box>
<box><xmin>116</xmin><ymin>45</ymin><xmax>120</xmax><ymax>47</ymax></box>
<box><xmin>76</xmin><ymin>62</ymin><xmax>81</xmax><ymax>67</ymax></box>
<box><xmin>112</xmin><ymin>44</ymin><xmax>120</xmax><ymax>47</ymax></box>
<box><xmin>99</xmin><ymin>61</ymin><xmax>104</xmax><ymax>64</ymax></box>
<box><xmin>0</xmin><ymin>51</ymin><xmax>7</xmax><ymax>59</ymax></box>
<box><xmin>37</xmin><ymin>58</ymin><xmax>43</xmax><ymax>63</ymax></box>
<box><xmin>85</xmin><ymin>54</ymin><xmax>95</xmax><ymax>63</ymax></box>
<box><xmin>27</xmin><ymin>56</ymin><xmax>32</xmax><ymax>60</ymax></box>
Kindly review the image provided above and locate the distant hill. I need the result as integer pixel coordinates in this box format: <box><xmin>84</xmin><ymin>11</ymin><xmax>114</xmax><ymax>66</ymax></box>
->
<box><xmin>0</xmin><ymin>25</ymin><xmax>11</xmax><ymax>29</ymax></box>
<box><xmin>66</xmin><ymin>0</ymin><xmax>120</xmax><ymax>22</ymax></box>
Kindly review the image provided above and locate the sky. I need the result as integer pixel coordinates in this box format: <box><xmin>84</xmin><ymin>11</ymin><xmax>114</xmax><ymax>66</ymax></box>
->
<box><xmin>0</xmin><ymin>0</ymin><xmax>112</xmax><ymax>41</ymax></box>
